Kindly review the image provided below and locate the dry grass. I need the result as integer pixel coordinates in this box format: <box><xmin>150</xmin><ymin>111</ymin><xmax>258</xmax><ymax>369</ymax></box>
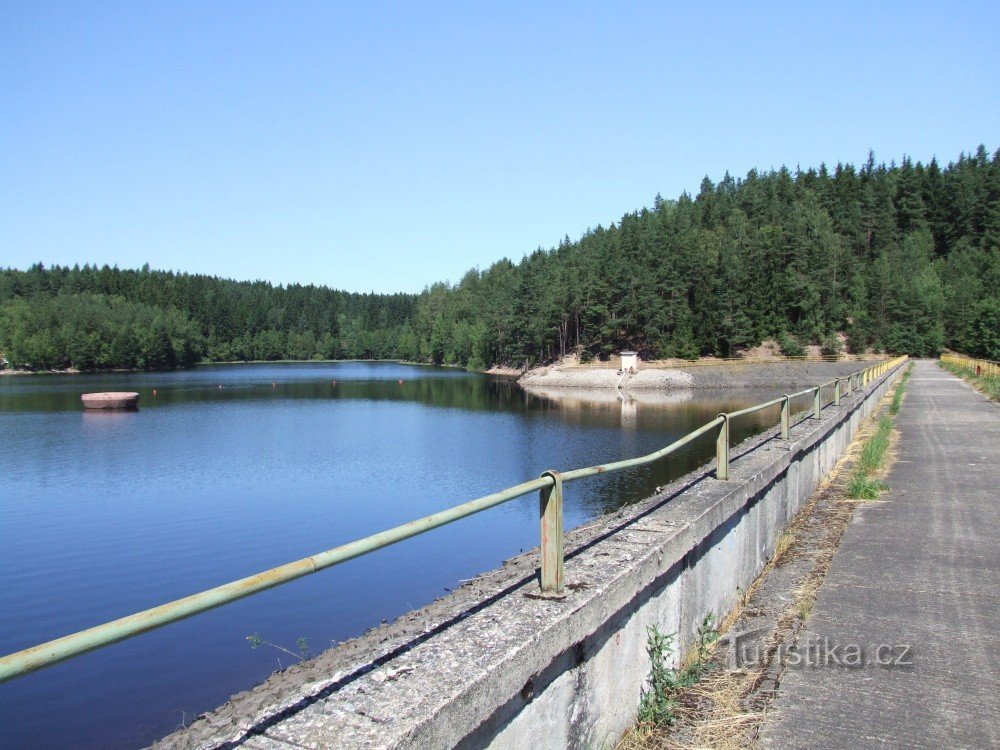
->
<box><xmin>772</xmin><ymin>530</ymin><xmax>796</xmax><ymax>565</ymax></box>
<box><xmin>617</xmin><ymin>668</ymin><xmax>768</xmax><ymax>750</ymax></box>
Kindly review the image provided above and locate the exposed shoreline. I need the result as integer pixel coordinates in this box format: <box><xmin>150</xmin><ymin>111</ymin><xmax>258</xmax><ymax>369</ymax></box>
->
<box><xmin>519</xmin><ymin>359</ymin><xmax>871</xmax><ymax>391</ymax></box>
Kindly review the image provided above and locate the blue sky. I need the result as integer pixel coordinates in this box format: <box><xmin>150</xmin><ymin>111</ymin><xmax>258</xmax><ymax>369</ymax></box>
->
<box><xmin>3</xmin><ymin>1</ymin><xmax>998</xmax><ymax>293</ymax></box>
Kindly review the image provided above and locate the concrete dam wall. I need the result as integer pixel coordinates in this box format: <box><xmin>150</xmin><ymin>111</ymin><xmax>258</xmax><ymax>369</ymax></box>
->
<box><xmin>157</xmin><ymin>363</ymin><xmax>905</xmax><ymax>750</ymax></box>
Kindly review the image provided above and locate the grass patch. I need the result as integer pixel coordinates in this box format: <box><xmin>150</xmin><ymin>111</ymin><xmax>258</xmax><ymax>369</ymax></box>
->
<box><xmin>940</xmin><ymin>360</ymin><xmax>1000</xmax><ymax>401</ymax></box>
<box><xmin>889</xmin><ymin>364</ymin><xmax>913</xmax><ymax>414</ymax></box>
<box><xmin>844</xmin><ymin>474</ymin><xmax>888</xmax><ymax>500</ymax></box>
<box><xmin>797</xmin><ymin>598</ymin><xmax>813</xmax><ymax>621</ymax></box>
<box><xmin>843</xmin><ymin>369</ymin><xmax>910</xmax><ymax>500</ymax></box>
<box><xmin>857</xmin><ymin>416</ymin><xmax>892</xmax><ymax>474</ymax></box>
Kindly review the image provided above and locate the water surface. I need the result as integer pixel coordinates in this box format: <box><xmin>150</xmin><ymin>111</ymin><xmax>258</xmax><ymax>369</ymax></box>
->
<box><xmin>0</xmin><ymin>363</ymin><xmax>783</xmax><ymax>748</ymax></box>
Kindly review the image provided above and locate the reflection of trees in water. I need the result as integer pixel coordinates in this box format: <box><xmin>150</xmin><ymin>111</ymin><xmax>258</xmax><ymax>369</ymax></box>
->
<box><xmin>4</xmin><ymin>365</ymin><xmax>790</xmax><ymax>521</ymax></box>
<box><xmin>546</xmin><ymin>392</ymin><xmax>784</xmax><ymax>518</ymax></box>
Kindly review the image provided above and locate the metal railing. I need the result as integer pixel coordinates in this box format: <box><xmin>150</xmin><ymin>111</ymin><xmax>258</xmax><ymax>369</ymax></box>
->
<box><xmin>0</xmin><ymin>356</ymin><xmax>907</xmax><ymax>684</ymax></box>
<box><xmin>941</xmin><ymin>352</ymin><xmax>999</xmax><ymax>378</ymax></box>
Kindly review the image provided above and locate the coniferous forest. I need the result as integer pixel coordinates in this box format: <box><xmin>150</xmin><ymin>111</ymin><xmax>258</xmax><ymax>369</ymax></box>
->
<box><xmin>2</xmin><ymin>147</ymin><xmax>998</xmax><ymax>372</ymax></box>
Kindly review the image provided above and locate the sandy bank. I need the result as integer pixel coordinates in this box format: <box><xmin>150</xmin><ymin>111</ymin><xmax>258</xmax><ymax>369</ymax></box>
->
<box><xmin>518</xmin><ymin>360</ymin><xmax>869</xmax><ymax>391</ymax></box>
<box><xmin>520</xmin><ymin>366</ymin><xmax>694</xmax><ymax>390</ymax></box>
<box><xmin>0</xmin><ymin>367</ymin><xmax>81</xmax><ymax>376</ymax></box>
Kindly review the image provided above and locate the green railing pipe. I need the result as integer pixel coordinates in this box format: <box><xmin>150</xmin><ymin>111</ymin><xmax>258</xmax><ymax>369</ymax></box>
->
<box><xmin>0</xmin><ymin>476</ymin><xmax>551</xmax><ymax>683</ymax></box>
<box><xmin>0</xmin><ymin>419</ymin><xmax>733</xmax><ymax>683</ymax></box>
<box><xmin>558</xmin><ymin>415</ymin><xmax>724</xmax><ymax>481</ymax></box>
<box><xmin>724</xmin><ymin>396</ymin><xmax>785</xmax><ymax>420</ymax></box>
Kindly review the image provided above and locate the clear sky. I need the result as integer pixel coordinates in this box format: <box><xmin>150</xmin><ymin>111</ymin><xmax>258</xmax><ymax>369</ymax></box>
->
<box><xmin>3</xmin><ymin>2</ymin><xmax>998</xmax><ymax>293</ymax></box>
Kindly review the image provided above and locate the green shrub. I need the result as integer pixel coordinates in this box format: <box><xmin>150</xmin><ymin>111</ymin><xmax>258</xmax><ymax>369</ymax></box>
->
<box><xmin>777</xmin><ymin>331</ymin><xmax>805</xmax><ymax>357</ymax></box>
<box><xmin>820</xmin><ymin>333</ymin><xmax>843</xmax><ymax>357</ymax></box>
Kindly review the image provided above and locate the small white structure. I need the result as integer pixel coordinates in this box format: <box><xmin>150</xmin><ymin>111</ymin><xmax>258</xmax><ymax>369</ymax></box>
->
<box><xmin>620</xmin><ymin>351</ymin><xmax>639</xmax><ymax>372</ymax></box>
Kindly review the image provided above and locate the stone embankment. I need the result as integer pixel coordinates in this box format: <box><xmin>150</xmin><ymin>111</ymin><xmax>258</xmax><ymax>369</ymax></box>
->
<box><xmin>519</xmin><ymin>360</ymin><xmax>866</xmax><ymax>391</ymax></box>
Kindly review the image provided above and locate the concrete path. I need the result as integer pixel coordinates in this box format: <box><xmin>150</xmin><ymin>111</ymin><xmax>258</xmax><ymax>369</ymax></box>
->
<box><xmin>763</xmin><ymin>360</ymin><xmax>1000</xmax><ymax>750</ymax></box>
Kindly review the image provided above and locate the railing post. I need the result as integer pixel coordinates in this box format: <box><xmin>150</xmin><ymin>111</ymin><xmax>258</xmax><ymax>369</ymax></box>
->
<box><xmin>780</xmin><ymin>396</ymin><xmax>790</xmax><ymax>439</ymax></box>
<box><xmin>538</xmin><ymin>471</ymin><xmax>564</xmax><ymax>593</ymax></box>
<box><xmin>834</xmin><ymin>378</ymin><xmax>841</xmax><ymax>406</ymax></box>
<box><xmin>813</xmin><ymin>387</ymin><xmax>822</xmax><ymax>419</ymax></box>
<box><xmin>716</xmin><ymin>414</ymin><xmax>729</xmax><ymax>480</ymax></box>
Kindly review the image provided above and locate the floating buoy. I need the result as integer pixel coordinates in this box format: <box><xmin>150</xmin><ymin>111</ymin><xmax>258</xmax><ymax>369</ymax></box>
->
<box><xmin>81</xmin><ymin>392</ymin><xmax>139</xmax><ymax>410</ymax></box>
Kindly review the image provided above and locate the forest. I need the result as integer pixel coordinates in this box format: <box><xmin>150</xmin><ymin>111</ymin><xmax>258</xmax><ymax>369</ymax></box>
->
<box><xmin>1</xmin><ymin>146</ymin><xmax>998</xmax><ymax>372</ymax></box>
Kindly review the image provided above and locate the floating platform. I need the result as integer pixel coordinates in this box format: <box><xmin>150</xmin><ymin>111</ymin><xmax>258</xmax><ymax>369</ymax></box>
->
<box><xmin>81</xmin><ymin>392</ymin><xmax>140</xmax><ymax>410</ymax></box>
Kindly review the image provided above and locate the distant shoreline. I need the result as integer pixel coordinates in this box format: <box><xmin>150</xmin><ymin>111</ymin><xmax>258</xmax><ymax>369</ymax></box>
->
<box><xmin>0</xmin><ymin>354</ymin><xmax>880</xmax><ymax>380</ymax></box>
<box><xmin>0</xmin><ymin>359</ymin><xmax>505</xmax><ymax>378</ymax></box>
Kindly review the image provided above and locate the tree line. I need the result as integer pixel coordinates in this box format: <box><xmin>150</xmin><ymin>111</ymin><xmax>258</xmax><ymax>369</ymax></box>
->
<box><xmin>1</xmin><ymin>146</ymin><xmax>997</xmax><ymax>371</ymax></box>
<box><xmin>0</xmin><ymin>266</ymin><xmax>417</xmax><ymax>370</ymax></box>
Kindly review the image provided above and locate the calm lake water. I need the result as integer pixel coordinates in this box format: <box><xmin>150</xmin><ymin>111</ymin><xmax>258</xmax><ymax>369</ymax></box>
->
<box><xmin>0</xmin><ymin>363</ymin><xmax>783</xmax><ymax>749</ymax></box>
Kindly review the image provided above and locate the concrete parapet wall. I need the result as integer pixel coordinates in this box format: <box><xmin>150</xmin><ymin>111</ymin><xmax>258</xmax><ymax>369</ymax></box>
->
<box><xmin>156</xmin><ymin>365</ymin><xmax>904</xmax><ymax>750</ymax></box>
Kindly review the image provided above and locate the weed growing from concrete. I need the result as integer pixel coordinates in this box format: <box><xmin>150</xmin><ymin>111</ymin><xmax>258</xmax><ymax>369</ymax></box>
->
<box><xmin>638</xmin><ymin>627</ymin><xmax>681</xmax><ymax>726</ymax></box>
<box><xmin>637</xmin><ymin>615</ymin><xmax>720</xmax><ymax>728</ymax></box>
<box><xmin>687</xmin><ymin>614</ymin><xmax>720</xmax><ymax>681</ymax></box>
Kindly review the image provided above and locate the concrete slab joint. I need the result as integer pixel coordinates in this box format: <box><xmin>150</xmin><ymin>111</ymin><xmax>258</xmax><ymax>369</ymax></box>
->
<box><xmin>154</xmin><ymin>364</ymin><xmax>906</xmax><ymax>750</ymax></box>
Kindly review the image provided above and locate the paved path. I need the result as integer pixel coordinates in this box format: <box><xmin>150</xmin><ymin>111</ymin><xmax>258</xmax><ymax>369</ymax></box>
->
<box><xmin>763</xmin><ymin>360</ymin><xmax>1000</xmax><ymax>750</ymax></box>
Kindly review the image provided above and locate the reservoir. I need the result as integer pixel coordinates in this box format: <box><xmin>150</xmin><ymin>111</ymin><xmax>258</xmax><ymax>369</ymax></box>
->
<box><xmin>0</xmin><ymin>362</ymin><xmax>783</xmax><ymax>749</ymax></box>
